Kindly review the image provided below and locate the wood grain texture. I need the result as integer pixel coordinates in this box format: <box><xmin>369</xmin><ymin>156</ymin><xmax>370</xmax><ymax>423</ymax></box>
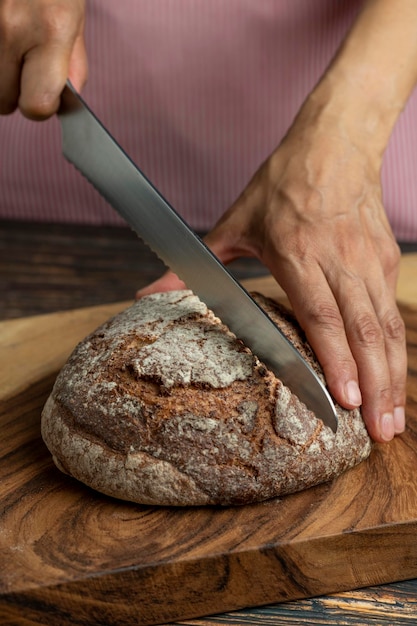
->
<box><xmin>173</xmin><ymin>582</ymin><xmax>417</xmax><ymax>625</ymax></box>
<box><xmin>0</xmin><ymin>220</ymin><xmax>269</xmax><ymax>320</ymax></box>
<box><xmin>2</xmin><ymin>221</ymin><xmax>417</xmax><ymax>626</ymax></box>
<box><xmin>1</xmin><ymin>272</ymin><xmax>417</xmax><ymax>624</ymax></box>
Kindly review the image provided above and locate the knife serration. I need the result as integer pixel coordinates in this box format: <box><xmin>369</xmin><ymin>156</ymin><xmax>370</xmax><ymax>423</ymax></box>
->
<box><xmin>58</xmin><ymin>82</ymin><xmax>338</xmax><ymax>432</ymax></box>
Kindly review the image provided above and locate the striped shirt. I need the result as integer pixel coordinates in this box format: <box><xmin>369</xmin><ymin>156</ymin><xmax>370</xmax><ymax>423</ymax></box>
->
<box><xmin>1</xmin><ymin>0</ymin><xmax>416</xmax><ymax>240</ymax></box>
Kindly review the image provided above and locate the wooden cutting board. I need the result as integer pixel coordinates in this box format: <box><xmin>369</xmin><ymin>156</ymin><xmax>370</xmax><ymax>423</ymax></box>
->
<box><xmin>1</xmin><ymin>256</ymin><xmax>417</xmax><ymax>626</ymax></box>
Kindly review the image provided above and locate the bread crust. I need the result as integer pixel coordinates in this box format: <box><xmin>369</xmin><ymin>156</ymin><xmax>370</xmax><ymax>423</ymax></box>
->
<box><xmin>41</xmin><ymin>290</ymin><xmax>372</xmax><ymax>506</ymax></box>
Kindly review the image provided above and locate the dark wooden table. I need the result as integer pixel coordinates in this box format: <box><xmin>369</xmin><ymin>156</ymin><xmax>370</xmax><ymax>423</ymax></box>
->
<box><xmin>1</xmin><ymin>218</ymin><xmax>417</xmax><ymax>625</ymax></box>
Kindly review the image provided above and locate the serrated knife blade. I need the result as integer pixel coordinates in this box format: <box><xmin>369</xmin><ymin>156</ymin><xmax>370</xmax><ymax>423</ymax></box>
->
<box><xmin>58</xmin><ymin>81</ymin><xmax>337</xmax><ymax>432</ymax></box>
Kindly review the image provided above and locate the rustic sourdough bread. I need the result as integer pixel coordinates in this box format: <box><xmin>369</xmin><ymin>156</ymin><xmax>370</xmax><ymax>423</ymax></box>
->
<box><xmin>41</xmin><ymin>290</ymin><xmax>372</xmax><ymax>506</ymax></box>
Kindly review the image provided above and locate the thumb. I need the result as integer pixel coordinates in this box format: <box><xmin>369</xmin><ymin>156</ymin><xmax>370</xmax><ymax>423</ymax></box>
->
<box><xmin>203</xmin><ymin>220</ymin><xmax>255</xmax><ymax>265</ymax></box>
<box><xmin>136</xmin><ymin>223</ymin><xmax>244</xmax><ymax>299</ymax></box>
<box><xmin>136</xmin><ymin>270</ymin><xmax>186</xmax><ymax>299</ymax></box>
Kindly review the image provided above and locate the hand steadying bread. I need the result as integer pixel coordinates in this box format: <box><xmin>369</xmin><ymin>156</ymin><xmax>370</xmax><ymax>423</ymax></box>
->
<box><xmin>41</xmin><ymin>291</ymin><xmax>372</xmax><ymax>506</ymax></box>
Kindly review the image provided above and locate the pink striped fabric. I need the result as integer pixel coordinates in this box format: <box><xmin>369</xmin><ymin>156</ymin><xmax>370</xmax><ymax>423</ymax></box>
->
<box><xmin>0</xmin><ymin>0</ymin><xmax>416</xmax><ymax>240</ymax></box>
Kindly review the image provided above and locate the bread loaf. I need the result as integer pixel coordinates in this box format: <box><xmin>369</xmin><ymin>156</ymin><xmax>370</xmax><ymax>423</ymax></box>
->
<box><xmin>41</xmin><ymin>290</ymin><xmax>372</xmax><ymax>506</ymax></box>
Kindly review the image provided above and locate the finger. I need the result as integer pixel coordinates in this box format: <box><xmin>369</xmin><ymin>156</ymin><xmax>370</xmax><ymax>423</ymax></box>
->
<box><xmin>135</xmin><ymin>226</ymin><xmax>245</xmax><ymax>301</ymax></box>
<box><xmin>279</xmin><ymin>246</ymin><xmax>405</xmax><ymax>444</ymax></box>
<box><xmin>203</xmin><ymin>215</ymin><xmax>257</xmax><ymax>266</ymax></box>
<box><xmin>136</xmin><ymin>271</ymin><xmax>186</xmax><ymax>299</ymax></box>
<box><xmin>341</xmin><ymin>288</ymin><xmax>394</xmax><ymax>442</ymax></box>
<box><xmin>0</xmin><ymin>60</ymin><xmax>20</xmax><ymax>114</ymax></box>
<box><xmin>18</xmin><ymin>1</ymin><xmax>86</xmax><ymax>120</ymax></box>
<box><xmin>281</xmin><ymin>267</ymin><xmax>362</xmax><ymax>412</ymax></box>
<box><xmin>19</xmin><ymin>40</ymin><xmax>73</xmax><ymax>119</ymax></box>
<box><xmin>376</xmin><ymin>302</ymin><xmax>407</xmax><ymax>434</ymax></box>
<box><xmin>68</xmin><ymin>32</ymin><xmax>88</xmax><ymax>92</ymax></box>
<box><xmin>365</xmin><ymin>243</ymin><xmax>407</xmax><ymax>434</ymax></box>
<box><xmin>0</xmin><ymin>42</ymin><xmax>20</xmax><ymax>114</ymax></box>
<box><xmin>333</xmin><ymin>269</ymin><xmax>406</xmax><ymax>442</ymax></box>
<box><xmin>364</xmin><ymin>275</ymin><xmax>407</xmax><ymax>435</ymax></box>
<box><xmin>0</xmin><ymin>2</ymin><xmax>20</xmax><ymax>113</ymax></box>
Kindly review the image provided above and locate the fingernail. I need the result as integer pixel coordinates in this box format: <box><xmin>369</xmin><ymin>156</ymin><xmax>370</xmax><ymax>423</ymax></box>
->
<box><xmin>345</xmin><ymin>380</ymin><xmax>362</xmax><ymax>407</ymax></box>
<box><xmin>393</xmin><ymin>406</ymin><xmax>405</xmax><ymax>434</ymax></box>
<box><xmin>380</xmin><ymin>413</ymin><xmax>395</xmax><ymax>442</ymax></box>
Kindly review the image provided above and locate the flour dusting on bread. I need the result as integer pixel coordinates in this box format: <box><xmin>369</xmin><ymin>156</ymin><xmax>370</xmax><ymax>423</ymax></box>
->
<box><xmin>41</xmin><ymin>290</ymin><xmax>372</xmax><ymax>506</ymax></box>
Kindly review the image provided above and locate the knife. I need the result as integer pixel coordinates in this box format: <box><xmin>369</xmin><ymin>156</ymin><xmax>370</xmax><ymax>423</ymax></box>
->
<box><xmin>58</xmin><ymin>81</ymin><xmax>338</xmax><ymax>432</ymax></box>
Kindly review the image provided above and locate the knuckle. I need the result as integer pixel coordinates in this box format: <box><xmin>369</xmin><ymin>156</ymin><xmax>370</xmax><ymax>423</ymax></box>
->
<box><xmin>378</xmin><ymin>385</ymin><xmax>393</xmax><ymax>405</ymax></box>
<box><xmin>375</xmin><ymin>237</ymin><xmax>401</xmax><ymax>278</ymax></box>
<box><xmin>384</xmin><ymin>240</ymin><xmax>401</xmax><ymax>270</ymax></box>
<box><xmin>304</xmin><ymin>301</ymin><xmax>344</xmax><ymax>334</ymax></box>
<box><xmin>21</xmin><ymin>101</ymin><xmax>56</xmax><ymax>120</ymax></box>
<box><xmin>324</xmin><ymin>358</ymin><xmax>356</xmax><ymax>384</ymax></box>
<box><xmin>353</xmin><ymin>313</ymin><xmax>384</xmax><ymax>347</ymax></box>
<box><xmin>41</xmin><ymin>7</ymin><xmax>71</xmax><ymax>40</ymax></box>
<box><xmin>0</xmin><ymin>0</ymin><xmax>80</xmax><ymax>46</ymax></box>
<box><xmin>40</xmin><ymin>1</ymin><xmax>83</xmax><ymax>41</ymax></box>
<box><xmin>0</xmin><ymin>0</ymin><xmax>13</xmax><ymax>21</ymax></box>
<box><xmin>392</xmin><ymin>382</ymin><xmax>407</xmax><ymax>407</ymax></box>
<box><xmin>382</xmin><ymin>310</ymin><xmax>406</xmax><ymax>342</ymax></box>
<box><xmin>0</xmin><ymin>1</ymin><xmax>21</xmax><ymax>43</ymax></box>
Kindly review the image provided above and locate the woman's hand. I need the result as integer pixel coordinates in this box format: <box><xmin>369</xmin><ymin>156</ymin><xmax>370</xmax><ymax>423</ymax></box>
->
<box><xmin>0</xmin><ymin>0</ymin><xmax>87</xmax><ymax>119</ymax></box>
<box><xmin>137</xmin><ymin>101</ymin><xmax>407</xmax><ymax>444</ymax></box>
